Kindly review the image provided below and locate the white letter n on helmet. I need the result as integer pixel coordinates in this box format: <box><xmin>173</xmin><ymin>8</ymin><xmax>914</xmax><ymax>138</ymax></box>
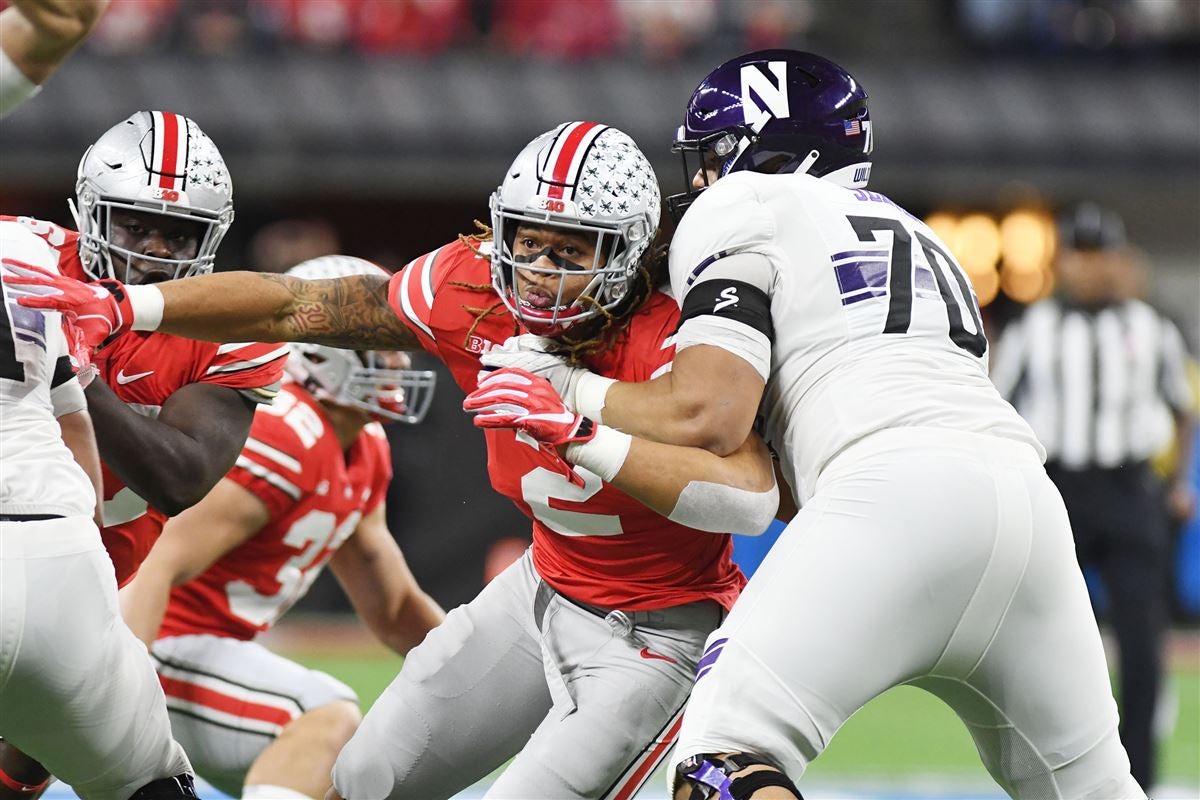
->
<box><xmin>740</xmin><ymin>62</ymin><xmax>789</xmax><ymax>127</ymax></box>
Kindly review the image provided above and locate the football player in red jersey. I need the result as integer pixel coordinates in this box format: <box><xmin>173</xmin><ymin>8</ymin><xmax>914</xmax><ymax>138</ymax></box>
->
<box><xmin>119</xmin><ymin>256</ymin><xmax>444</xmax><ymax>800</ymax></box>
<box><xmin>0</xmin><ymin>111</ymin><xmax>287</xmax><ymax>799</ymax></box>
<box><xmin>7</xmin><ymin>122</ymin><xmax>783</xmax><ymax>799</ymax></box>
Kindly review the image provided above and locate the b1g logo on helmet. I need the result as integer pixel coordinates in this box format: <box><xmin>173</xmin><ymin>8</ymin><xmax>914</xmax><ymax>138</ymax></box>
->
<box><xmin>151</xmin><ymin>187</ymin><xmax>180</xmax><ymax>202</ymax></box>
<box><xmin>740</xmin><ymin>62</ymin><xmax>790</xmax><ymax>127</ymax></box>
<box><xmin>531</xmin><ymin>196</ymin><xmax>574</xmax><ymax>215</ymax></box>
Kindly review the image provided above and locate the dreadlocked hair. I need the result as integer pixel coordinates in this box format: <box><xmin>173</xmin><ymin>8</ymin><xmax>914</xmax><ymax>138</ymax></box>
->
<box><xmin>449</xmin><ymin>221</ymin><xmax>670</xmax><ymax>364</ymax></box>
<box><xmin>451</xmin><ymin>221</ymin><xmax>520</xmax><ymax>347</ymax></box>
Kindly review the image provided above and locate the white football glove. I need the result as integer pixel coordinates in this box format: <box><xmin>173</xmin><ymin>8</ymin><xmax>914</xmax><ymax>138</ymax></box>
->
<box><xmin>479</xmin><ymin>334</ymin><xmax>581</xmax><ymax>403</ymax></box>
<box><xmin>477</xmin><ymin>334</ymin><xmax>614</xmax><ymax>420</ymax></box>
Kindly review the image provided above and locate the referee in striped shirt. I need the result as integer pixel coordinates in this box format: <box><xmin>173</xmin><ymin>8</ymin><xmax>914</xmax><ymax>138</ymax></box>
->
<box><xmin>991</xmin><ymin>202</ymin><xmax>1195</xmax><ymax>789</ymax></box>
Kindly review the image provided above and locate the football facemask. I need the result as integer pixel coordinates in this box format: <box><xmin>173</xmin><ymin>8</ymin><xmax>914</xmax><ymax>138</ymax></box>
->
<box><xmin>72</xmin><ymin>111</ymin><xmax>234</xmax><ymax>282</ymax></box>
<box><xmin>283</xmin><ymin>255</ymin><xmax>437</xmax><ymax>424</ymax></box>
<box><xmin>490</xmin><ymin>122</ymin><xmax>660</xmax><ymax>337</ymax></box>
<box><xmin>288</xmin><ymin>345</ymin><xmax>437</xmax><ymax>425</ymax></box>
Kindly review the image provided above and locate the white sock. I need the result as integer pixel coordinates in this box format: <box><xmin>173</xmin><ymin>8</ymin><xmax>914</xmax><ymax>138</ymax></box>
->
<box><xmin>242</xmin><ymin>784</ymin><xmax>314</xmax><ymax>800</ymax></box>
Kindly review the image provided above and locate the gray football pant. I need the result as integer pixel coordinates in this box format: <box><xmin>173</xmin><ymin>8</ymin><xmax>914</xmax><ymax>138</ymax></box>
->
<box><xmin>333</xmin><ymin>551</ymin><xmax>722</xmax><ymax>799</ymax></box>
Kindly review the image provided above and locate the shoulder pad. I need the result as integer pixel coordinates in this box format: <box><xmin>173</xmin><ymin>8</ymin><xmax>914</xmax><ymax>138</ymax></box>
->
<box><xmin>669</xmin><ymin>176</ymin><xmax>774</xmax><ymax>296</ymax></box>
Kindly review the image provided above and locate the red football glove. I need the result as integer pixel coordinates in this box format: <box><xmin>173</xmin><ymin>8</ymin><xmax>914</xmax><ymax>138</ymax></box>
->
<box><xmin>466</xmin><ymin>368</ymin><xmax>598</xmax><ymax>445</ymax></box>
<box><xmin>464</xmin><ymin>368</ymin><xmax>598</xmax><ymax>488</ymax></box>
<box><xmin>60</xmin><ymin>313</ymin><xmax>99</xmax><ymax>388</ymax></box>
<box><xmin>2</xmin><ymin>258</ymin><xmax>133</xmax><ymax>350</ymax></box>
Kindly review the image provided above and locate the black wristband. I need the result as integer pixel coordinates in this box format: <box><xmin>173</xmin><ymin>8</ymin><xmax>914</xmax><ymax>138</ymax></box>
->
<box><xmin>729</xmin><ymin>769</ymin><xmax>803</xmax><ymax>799</ymax></box>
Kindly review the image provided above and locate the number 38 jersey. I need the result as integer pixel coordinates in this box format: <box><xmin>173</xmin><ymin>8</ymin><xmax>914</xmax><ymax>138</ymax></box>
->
<box><xmin>159</xmin><ymin>383</ymin><xmax>393</xmax><ymax>640</ymax></box>
<box><xmin>388</xmin><ymin>238</ymin><xmax>745</xmax><ymax>612</ymax></box>
<box><xmin>669</xmin><ymin>172</ymin><xmax>1042</xmax><ymax>503</ymax></box>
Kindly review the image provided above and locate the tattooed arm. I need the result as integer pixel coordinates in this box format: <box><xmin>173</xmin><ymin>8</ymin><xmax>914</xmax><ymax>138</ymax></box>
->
<box><xmin>154</xmin><ymin>270</ymin><xmax>420</xmax><ymax>350</ymax></box>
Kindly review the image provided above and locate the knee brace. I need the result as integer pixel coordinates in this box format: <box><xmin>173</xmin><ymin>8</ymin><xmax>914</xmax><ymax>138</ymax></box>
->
<box><xmin>674</xmin><ymin>753</ymin><xmax>802</xmax><ymax>800</ymax></box>
<box><xmin>127</xmin><ymin>774</ymin><xmax>199</xmax><ymax>800</ymax></box>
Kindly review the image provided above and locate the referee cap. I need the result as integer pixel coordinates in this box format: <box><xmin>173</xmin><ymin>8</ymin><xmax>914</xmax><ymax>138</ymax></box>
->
<box><xmin>1060</xmin><ymin>201</ymin><xmax>1126</xmax><ymax>252</ymax></box>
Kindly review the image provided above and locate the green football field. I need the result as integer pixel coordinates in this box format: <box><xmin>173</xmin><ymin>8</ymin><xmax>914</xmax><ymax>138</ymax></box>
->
<box><xmin>291</xmin><ymin>646</ymin><xmax>1200</xmax><ymax>794</ymax></box>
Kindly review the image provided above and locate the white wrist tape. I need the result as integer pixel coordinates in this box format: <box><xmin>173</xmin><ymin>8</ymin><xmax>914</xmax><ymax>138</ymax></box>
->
<box><xmin>668</xmin><ymin>480</ymin><xmax>779</xmax><ymax>535</ymax></box>
<box><xmin>0</xmin><ymin>48</ymin><xmax>40</xmax><ymax>119</ymax></box>
<box><xmin>242</xmin><ymin>786</ymin><xmax>313</xmax><ymax>800</ymax></box>
<box><xmin>127</xmin><ymin>284</ymin><xmax>165</xmax><ymax>331</ymax></box>
<box><xmin>573</xmin><ymin>372</ymin><xmax>615</xmax><ymax>424</ymax></box>
<box><xmin>565</xmin><ymin>424</ymin><xmax>631</xmax><ymax>483</ymax></box>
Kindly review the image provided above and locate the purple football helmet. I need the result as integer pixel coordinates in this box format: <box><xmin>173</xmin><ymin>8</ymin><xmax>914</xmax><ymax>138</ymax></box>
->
<box><xmin>667</xmin><ymin>49</ymin><xmax>873</xmax><ymax>219</ymax></box>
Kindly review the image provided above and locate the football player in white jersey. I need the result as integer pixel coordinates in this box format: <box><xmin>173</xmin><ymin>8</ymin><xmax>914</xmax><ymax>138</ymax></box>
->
<box><xmin>470</xmin><ymin>51</ymin><xmax>1144</xmax><ymax>800</ymax></box>
<box><xmin>0</xmin><ymin>223</ymin><xmax>197</xmax><ymax>800</ymax></box>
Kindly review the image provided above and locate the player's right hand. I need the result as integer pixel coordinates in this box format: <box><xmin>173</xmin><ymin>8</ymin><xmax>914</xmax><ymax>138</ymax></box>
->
<box><xmin>2</xmin><ymin>258</ymin><xmax>133</xmax><ymax>349</ymax></box>
<box><xmin>465</xmin><ymin>367</ymin><xmax>596</xmax><ymax>488</ymax></box>
<box><xmin>61</xmin><ymin>314</ymin><xmax>100</xmax><ymax>388</ymax></box>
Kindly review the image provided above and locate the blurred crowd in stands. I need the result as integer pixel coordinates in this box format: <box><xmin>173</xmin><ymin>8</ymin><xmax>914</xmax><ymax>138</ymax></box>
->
<box><xmin>68</xmin><ymin>0</ymin><xmax>812</xmax><ymax>61</ymax></box>
<box><xmin>44</xmin><ymin>0</ymin><xmax>1200</xmax><ymax>62</ymax></box>
<box><xmin>957</xmin><ymin>0</ymin><xmax>1200</xmax><ymax>52</ymax></box>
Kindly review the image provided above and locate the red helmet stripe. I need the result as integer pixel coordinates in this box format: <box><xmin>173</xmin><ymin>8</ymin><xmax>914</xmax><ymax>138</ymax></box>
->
<box><xmin>545</xmin><ymin>121</ymin><xmax>603</xmax><ymax>199</ymax></box>
<box><xmin>152</xmin><ymin>111</ymin><xmax>187</xmax><ymax>191</ymax></box>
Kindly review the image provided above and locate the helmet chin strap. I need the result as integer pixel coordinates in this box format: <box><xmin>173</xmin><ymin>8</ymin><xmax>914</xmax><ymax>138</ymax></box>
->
<box><xmin>797</xmin><ymin>149</ymin><xmax>821</xmax><ymax>175</ymax></box>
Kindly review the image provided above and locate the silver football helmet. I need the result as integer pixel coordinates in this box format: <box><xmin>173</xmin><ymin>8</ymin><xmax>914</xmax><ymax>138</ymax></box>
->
<box><xmin>490</xmin><ymin>122</ymin><xmax>661</xmax><ymax>335</ymax></box>
<box><xmin>71</xmin><ymin>110</ymin><xmax>235</xmax><ymax>281</ymax></box>
<box><xmin>284</xmin><ymin>256</ymin><xmax>436</xmax><ymax>424</ymax></box>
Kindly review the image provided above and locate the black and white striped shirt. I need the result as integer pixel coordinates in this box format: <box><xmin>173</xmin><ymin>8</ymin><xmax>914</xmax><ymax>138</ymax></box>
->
<box><xmin>990</xmin><ymin>298</ymin><xmax>1193</xmax><ymax>469</ymax></box>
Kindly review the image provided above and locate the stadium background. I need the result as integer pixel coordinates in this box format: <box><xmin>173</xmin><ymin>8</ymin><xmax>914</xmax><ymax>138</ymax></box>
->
<box><xmin>3</xmin><ymin>0</ymin><xmax>1196</xmax><ymax>796</ymax></box>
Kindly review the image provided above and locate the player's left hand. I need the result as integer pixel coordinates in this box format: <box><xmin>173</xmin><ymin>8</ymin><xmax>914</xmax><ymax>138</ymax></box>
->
<box><xmin>2</xmin><ymin>258</ymin><xmax>133</xmax><ymax>350</ymax></box>
<box><xmin>478</xmin><ymin>334</ymin><xmax>586</xmax><ymax>407</ymax></box>
<box><xmin>466</xmin><ymin>368</ymin><xmax>598</xmax><ymax>446</ymax></box>
<box><xmin>465</xmin><ymin>368</ymin><xmax>598</xmax><ymax>488</ymax></box>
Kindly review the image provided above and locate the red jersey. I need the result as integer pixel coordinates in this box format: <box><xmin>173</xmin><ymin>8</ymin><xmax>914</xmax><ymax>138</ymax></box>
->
<box><xmin>159</xmin><ymin>384</ymin><xmax>393</xmax><ymax>640</ymax></box>
<box><xmin>4</xmin><ymin>216</ymin><xmax>289</xmax><ymax>586</ymax></box>
<box><xmin>388</xmin><ymin>239</ymin><xmax>745</xmax><ymax>611</ymax></box>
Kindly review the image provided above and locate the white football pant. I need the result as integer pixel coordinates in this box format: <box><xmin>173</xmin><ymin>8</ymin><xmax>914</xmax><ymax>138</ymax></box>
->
<box><xmin>670</xmin><ymin>428</ymin><xmax>1144</xmax><ymax>800</ymax></box>
<box><xmin>0</xmin><ymin>516</ymin><xmax>191</xmax><ymax>800</ymax></box>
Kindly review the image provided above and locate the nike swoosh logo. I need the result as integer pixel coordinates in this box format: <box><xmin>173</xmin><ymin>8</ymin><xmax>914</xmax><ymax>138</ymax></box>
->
<box><xmin>115</xmin><ymin>369</ymin><xmax>154</xmax><ymax>385</ymax></box>
<box><xmin>639</xmin><ymin>647</ymin><xmax>677</xmax><ymax>664</ymax></box>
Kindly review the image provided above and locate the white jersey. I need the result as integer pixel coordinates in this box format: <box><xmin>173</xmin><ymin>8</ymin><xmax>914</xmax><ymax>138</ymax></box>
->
<box><xmin>669</xmin><ymin>171</ymin><xmax>1042</xmax><ymax>502</ymax></box>
<box><xmin>0</xmin><ymin>221</ymin><xmax>95</xmax><ymax>517</ymax></box>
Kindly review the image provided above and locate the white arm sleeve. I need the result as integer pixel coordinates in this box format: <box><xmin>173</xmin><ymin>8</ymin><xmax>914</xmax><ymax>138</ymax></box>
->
<box><xmin>0</xmin><ymin>47</ymin><xmax>41</xmax><ymax>118</ymax></box>
<box><xmin>667</xmin><ymin>478</ymin><xmax>779</xmax><ymax>536</ymax></box>
<box><xmin>50</xmin><ymin>376</ymin><xmax>86</xmax><ymax>416</ymax></box>
<box><xmin>47</xmin><ymin>320</ymin><xmax>86</xmax><ymax>416</ymax></box>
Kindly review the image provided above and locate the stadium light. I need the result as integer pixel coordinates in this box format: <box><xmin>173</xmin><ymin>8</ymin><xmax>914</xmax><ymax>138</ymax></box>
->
<box><xmin>1001</xmin><ymin>262</ymin><xmax>1047</xmax><ymax>303</ymax></box>
<box><xmin>999</xmin><ymin>209</ymin><xmax>1052</xmax><ymax>275</ymax></box>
